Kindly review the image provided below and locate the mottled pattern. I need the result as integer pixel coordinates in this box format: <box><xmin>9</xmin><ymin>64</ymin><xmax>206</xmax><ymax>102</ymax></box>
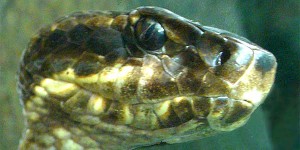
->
<box><xmin>18</xmin><ymin>7</ymin><xmax>277</xmax><ymax>150</ymax></box>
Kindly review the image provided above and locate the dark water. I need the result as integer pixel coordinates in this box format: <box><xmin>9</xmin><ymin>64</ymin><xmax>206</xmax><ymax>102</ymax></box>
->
<box><xmin>0</xmin><ymin>0</ymin><xmax>298</xmax><ymax>149</ymax></box>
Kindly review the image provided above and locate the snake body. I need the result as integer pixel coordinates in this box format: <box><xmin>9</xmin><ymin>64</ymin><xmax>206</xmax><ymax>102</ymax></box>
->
<box><xmin>18</xmin><ymin>7</ymin><xmax>277</xmax><ymax>149</ymax></box>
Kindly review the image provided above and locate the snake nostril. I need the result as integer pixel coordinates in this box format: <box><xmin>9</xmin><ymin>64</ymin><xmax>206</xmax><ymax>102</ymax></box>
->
<box><xmin>215</xmin><ymin>49</ymin><xmax>231</xmax><ymax>66</ymax></box>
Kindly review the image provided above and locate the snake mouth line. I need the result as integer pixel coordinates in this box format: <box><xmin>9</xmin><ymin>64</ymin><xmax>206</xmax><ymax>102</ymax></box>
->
<box><xmin>37</xmin><ymin>75</ymin><xmax>254</xmax><ymax>106</ymax></box>
<box><xmin>34</xmin><ymin>76</ymin><xmax>255</xmax><ymax>131</ymax></box>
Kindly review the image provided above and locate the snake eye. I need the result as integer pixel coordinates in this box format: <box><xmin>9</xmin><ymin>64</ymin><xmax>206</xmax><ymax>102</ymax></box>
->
<box><xmin>134</xmin><ymin>18</ymin><xmax>166</xmax><ymax>51</ymax></box>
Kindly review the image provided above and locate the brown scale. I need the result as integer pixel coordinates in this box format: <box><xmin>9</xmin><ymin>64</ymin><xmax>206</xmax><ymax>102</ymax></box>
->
<box><xmin>140</xmin><ymin>70</ymin><xmax>179</xmax><ymax>100</ymax></box>
<box><xmin>137</xmin><ymin>55</ymin><xmax>180</xmax><ymax>102</ymax></box>
<box><xmin>63</xmin><ymin>90</ymin><xmax>92</xmax><ymax>114</ymax></box>
<box><xmin>117</xmin><ymin>64</ymin><xmax>142</xmax><ymax>103</ymax></box>
<box><xmin>171</xmin><ymin>98</ymin><xmax>194</xmax><ymax>123</ymax></box>
<box><xmin>73</xmin><ymin>52</ymin><xmax>105</xmax><ymax>76</ymax></box>
<box><xmin>100</xmin><ymin>102</ymin><xmax>132</xmax><ymax>125</ymax></box>
<box><xmin>224</xmin><ymin>100</ymin><xmax>253</xmax><ymax>124</ymax></box>
<box><xmin>130</xmin><ymin>104</ymin><xmax>160</xmax><ymax>129</ymax></box>
<box><xmin>192</xmin><ymin>97</ymin><xmax>212</xmax><ymax>119</ymax></box>
<box><xmin>153</xmin><ymin>101</ymin><xmax>182</xmax><ymax>128</ymax></box>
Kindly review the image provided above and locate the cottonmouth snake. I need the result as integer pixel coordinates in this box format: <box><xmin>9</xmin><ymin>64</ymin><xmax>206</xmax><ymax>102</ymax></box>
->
<box><xmin>18</xmin><ymin>6</ymin><xmax>277</xmax><ymax>150</ymax></box>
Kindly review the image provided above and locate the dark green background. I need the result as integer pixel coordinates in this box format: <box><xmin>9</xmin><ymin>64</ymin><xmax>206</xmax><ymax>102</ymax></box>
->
<box><xmin>0</xmin><ymin>0</ymin><xmax>299</xmax><ymax>149</ymax></box>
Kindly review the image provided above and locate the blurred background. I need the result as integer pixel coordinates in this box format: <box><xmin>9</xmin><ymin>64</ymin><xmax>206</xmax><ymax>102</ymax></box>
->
<box><xmin>0</xmin><ymin>0</ymin><xmax>299</xmax><ymax>149</ymax></box>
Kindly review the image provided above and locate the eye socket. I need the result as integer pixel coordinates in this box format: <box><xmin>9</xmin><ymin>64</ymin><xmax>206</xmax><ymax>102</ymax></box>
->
<box><xmin>215</xmin><ymin>49</ymin><xmax>231</xmax><ymax>66</ymax></box>
<box><xmin>134</xmin><ymin>18</ymin><xmax>166</xmax><ymax>51</ymax></box>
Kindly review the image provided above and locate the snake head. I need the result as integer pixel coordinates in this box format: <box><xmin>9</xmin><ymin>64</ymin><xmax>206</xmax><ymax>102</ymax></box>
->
<box><xmin>18</xmin><ymin>6</ymin><xmax>277</xmax><ymax>149</ymax></box>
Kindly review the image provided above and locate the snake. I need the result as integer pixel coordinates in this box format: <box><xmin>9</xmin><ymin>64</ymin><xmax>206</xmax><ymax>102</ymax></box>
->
<box><xmin>18</xmin><ymin>6</ymin><xmax>277</xmax><ymax>150</ymax></box>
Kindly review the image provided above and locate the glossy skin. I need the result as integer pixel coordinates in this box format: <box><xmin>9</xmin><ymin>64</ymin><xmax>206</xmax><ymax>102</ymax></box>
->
<box><xmin>18</xmin><ymin>7</ymin><xmax>277</xmax><ymax>150</ymax></box>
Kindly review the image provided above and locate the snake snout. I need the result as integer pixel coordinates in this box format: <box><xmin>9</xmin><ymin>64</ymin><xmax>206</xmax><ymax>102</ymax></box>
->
<box><xmin>227</xmin><ymin>48</ymin><xmax>277</xmax><ymax>107</ymax></box>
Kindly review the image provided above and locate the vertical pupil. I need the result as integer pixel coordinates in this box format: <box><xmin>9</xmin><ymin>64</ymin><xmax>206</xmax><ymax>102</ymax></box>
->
<box><xmin>140</xmin><ymin>24</ymin><xmax>155</xmax><ymax>41</ymax></box>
